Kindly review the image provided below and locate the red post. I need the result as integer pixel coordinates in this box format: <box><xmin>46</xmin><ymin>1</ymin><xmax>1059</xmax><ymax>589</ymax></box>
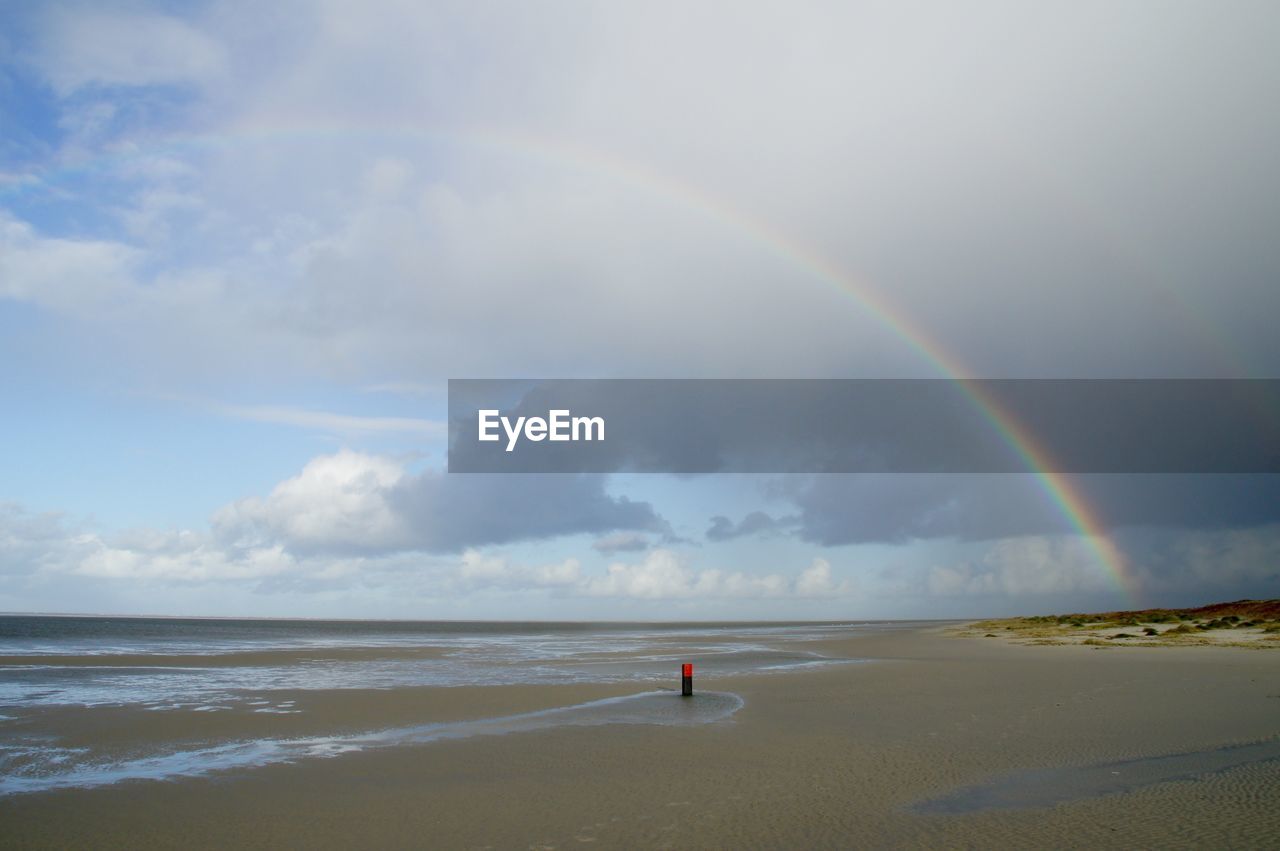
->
<box><xmin>681</xmin><ymin>662</ymin><xmax>693</xmax><ymax>696</ymax></box>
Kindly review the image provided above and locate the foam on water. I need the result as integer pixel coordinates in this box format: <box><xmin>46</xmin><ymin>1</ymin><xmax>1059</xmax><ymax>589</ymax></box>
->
<box><xmin>0</xmin><ymin>651</ymin><xmax>850</xmax><ymax>710</ymax></box>
<box><xmin>0</xmin><ymin>690</ymin><xmax>743</xmax><ymax>797</ymax></box>
<box><xmin>0</xmin><ymin>623</ymin><xmax>867</xmax><ymax>709</ymax></box>
<box><xmin>0</xmin><ymin>616</ymin><xmax>878</xmax><ymax>657</ymax></box>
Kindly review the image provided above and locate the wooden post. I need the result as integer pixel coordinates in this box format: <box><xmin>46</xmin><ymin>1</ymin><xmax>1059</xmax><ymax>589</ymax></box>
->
<box><xmin>681</xmin><ymin>662</ymin><xmax>693</xmax><ymax>696</ymax></box>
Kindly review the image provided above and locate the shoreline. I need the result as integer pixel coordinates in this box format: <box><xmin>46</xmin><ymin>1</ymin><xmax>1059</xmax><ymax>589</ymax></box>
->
<box><xmin>3</xmin><ymin>624</ymin><xmax>1278</xmax><ymax>848</ymax></box>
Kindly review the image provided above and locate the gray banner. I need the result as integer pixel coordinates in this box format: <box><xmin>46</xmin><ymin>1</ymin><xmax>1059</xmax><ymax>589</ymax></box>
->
<box><xmin>447</xmin><ymin>379</ymin><xmax>1280</xmax><ymax>474</ymax></box>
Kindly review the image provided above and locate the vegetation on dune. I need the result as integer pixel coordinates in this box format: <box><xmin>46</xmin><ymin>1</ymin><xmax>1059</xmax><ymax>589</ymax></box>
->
<box><xmin>961</xmin><ymin>599</ymin><xmax>1280</xmax><ymax>648</ymax></box>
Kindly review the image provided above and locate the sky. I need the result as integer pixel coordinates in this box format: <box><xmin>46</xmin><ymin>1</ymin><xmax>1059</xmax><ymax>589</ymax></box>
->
<box><xmin>1</xmin><ymin>0</ymin><xmax>1278</xmax><ymax>620</ymax></box>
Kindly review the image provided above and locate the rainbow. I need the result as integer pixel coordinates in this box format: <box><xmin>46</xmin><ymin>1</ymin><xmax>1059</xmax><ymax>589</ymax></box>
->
<box><xmin>5</xmin><ymin>122</ymin><xmax>1147</xmax><ymax>603</ymax></box>
<box><xmin>514</xmin><ymin>135</ymin><xmax>1140</xmax><ymax>602</ymax></box>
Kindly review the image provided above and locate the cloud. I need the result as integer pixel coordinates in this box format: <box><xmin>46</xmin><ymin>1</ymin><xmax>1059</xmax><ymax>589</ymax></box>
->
<box><xmin>456</xmin><ymin>550</ymin><xmax>582</xmax><ymax>590</ymax></box>
<box><xmin>5</xmin><ymin>2</ymin><xmax>1277</xmax><ymax>389</ymax></box>
<box><xmin>451</xmin><ymin>379</ymin><xmax>1280</xmax><ymax>475</ymax></box>
<box><xmin>781</xmin><ymin>474</ymin><xmax>1280</xmax><ymax>545</ymax></box>
<box><xmin>922</xmin><ymin>537</ymin><xmax>1113</xmax><ymax>598</ymax></box>
<box><xmin>74</xmin><ymin>530</ymin><xmax>296</xmax><ymax>583</ymax></box>
<box><xmin>3</xmin><ymin>3</ymin><xmax>1280</xmax><ymax>618</ymax></box>
<box><xmin>1135</xmin><ymin>524</ymin><xmax>1280</xmax><ymax>596</ymax></box>
<box><xmin>386</xmin><ymin>470</ymin><xmax>666</xmax><ymax>555</ymax></box>
<box><xmin>0</xmin><ymin>454</ymin><xmax>665</xmax><ymax>595</ymax></box>
<box><xmin>0</xmin><ymin>503</ymin><xmax>301</xmax><ymax>586</ymax></box>
<box><xmin>0</xmin><ymin>502</ymin><xmax>78</xmax><ymax>577</ymax></box>
<box><xmin>0</xmin><ymin>214</ymin><xmax>139</xmax><ymax>312</ymax></box>
<box><xmin>212</xmin><ymin>451</ymin><xmax>411</xmax><ymax>553</ymax></box>
<box><xmin>871</xmin><ymin>526</ymin><xmax>1280</xmax><ymax>608</ymax></box>
<box><xmin>795</xmin><ymin>558</ymin><xmax>845</xmax><ymax>597</ymax></box>
<box><xmin>207</xmin><ymin>401</ymin><xmax>444</xmax><ymax>436</ymax></box>
<box><xmin>706</xmin><ymin>511</ymin><xmax>797</xmax><ymax>542</ymax></box>
<box><xmin>212</xmin><ymin>450</ymin><xmax>666</xmax><ymax>555</ymax></box>
<box><xmin>32</xmin><ymin>8</ymin><xmax>228</xmax><ymax>95</ymax></box>
<box><xmin>4</xmin><ymin>492</ymin><xmax>1276</xmax><ymax>615</ymax></box>
<box><xmin>592</xmin><ymin>531</ymin><xmax>652</xmax><ymax>554</ymax></box>
<box><xmin>361</xmin><ymin>381</ymin><xmax>437</xmax><ymax>397</ymax></box>
<box><xmin>581</xmin><ymin>550</ymin><xmax>848</xmax><ymax>600</ymax></box>
<box><xmin>0</xmin><ymin>496</ymin><xmax>824</xmax><ymax>602</ymax></box>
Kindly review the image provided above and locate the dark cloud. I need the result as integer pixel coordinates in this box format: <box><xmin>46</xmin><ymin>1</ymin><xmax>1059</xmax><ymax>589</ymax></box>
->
<box><xmin>591</xmin><ymin>531</ymin><xmax>653</xmax><ymax>554</ymax></box>
<box><xmin>782</xmin><ymin>474</ymin><xmax>1280</xmax><ymax>546</ymax></box>
<box><xmin>706</xmin><ymin>511</ymin><xmax>797</xmax><ymax>542</ymax></box>
<box><xmin>1127</xmin><ymin>524</ymin><xmax>1280</xmax><ymax>602</ymax></box>
<box><xmin>450</xmin><ymin>380</ymin><xmax>1280</xmax><ymax>474</ymax></box>
<box><xmin>387</xmin><ymin>472</ymin><xmax>668</xmax><ymax>554</ymax></box>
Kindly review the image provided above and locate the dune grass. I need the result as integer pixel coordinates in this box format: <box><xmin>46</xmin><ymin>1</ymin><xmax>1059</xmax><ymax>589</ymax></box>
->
<box><xmin>957</xmin><ymin>600</ymin><xmax>1280</xmax><ymax>648</ymax></box>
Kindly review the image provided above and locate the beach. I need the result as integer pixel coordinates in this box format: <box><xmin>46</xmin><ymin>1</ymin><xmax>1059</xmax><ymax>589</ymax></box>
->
<box><xmin>2</xmin><ymin>619</ymin><xmax>1278</xmax><ymax>848</ymax></box>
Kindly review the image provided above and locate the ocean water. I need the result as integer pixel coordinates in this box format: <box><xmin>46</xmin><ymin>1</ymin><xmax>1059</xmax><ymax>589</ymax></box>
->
<box><xmin>0</xmin><ymin>616</ymin><xmax>887</xmax><ymax>796</ymax></box>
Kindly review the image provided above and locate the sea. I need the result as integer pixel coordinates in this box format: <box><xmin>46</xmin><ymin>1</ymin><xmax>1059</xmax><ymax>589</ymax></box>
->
<box><xmin>0</xmin><ymin>615</ymin><xmax>896</xmax><ymax>796</ymax></box>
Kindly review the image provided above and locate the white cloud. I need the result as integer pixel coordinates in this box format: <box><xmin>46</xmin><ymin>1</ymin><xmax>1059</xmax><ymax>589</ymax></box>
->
<box><xmin>212</xmin><ymin>450</ymin><xmax>410</xmax><ymax>553</ymax></box>
<box><xmin>924</xmin><ymin>536</ymin><xmax>1115</xmax><ymax>598</ymax></box>
<box><xmin>0</xmin><ymin>504</ymin><xmax>301</xmax><ymax>586</ymax></box>
<box><xmin>35</xmin><ymin>9</ymin><xmax>228</xmax><ymax>95</ymax></box>
<box><xmin>581</xmin><ymin>550</ymin><xmax>845</xmax><ymax>600</ymax></box>
<box><xmin>208</xmin><ymin>451</ymin><xmax>664</xmax><ymax>555</ymax></box>
<box><xmin>0</xmin><ymin>503</ymin><xmax>78</xmax><ymax>576</ymax></box>
<box><xmin>0</xmin><ymin>214</ymin><xmax>138</xmax><ymax>312</ymax></box>
<box><xmin>796</xmin><ymin>557</ymin><xmax>849</xmax><ymax>597</ymax></box>
<box><xmin>586</xmin><ymin>550</ymin><xmax>701</xmax><ymax>599</ymax></box>
<box><xmin>457</xmin><ymin>550</ymin><xmax>582</xmax><ymax>589</ymax></box>
<box><xmin>3</xmin><ymin>493</ymin><xmax>1277</xmax><ymax>616</ymax></box>
<box><xmin>73</xmin><ymin>531</ymin><xmax>296</xmax><ymax>582</ymax></box>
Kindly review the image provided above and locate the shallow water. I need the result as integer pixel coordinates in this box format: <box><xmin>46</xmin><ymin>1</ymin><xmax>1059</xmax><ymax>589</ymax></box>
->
<box><xmin>0</xmin><ymin>617</ymin><xmax>874</xmax><ymax>708</ymax></box>
<box><xmin>0</xmin><ymin>690</ymin><xmax>744</xmax><ymax>796</ymax></box>
<box><xmin>0</xmin><ymin>616</ymin><xmax>891</xmax><ymax>795</ymax></box>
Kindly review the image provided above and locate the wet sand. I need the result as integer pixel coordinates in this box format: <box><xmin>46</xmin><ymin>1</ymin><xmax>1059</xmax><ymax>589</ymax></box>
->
<box><xmin>3</xmin><ymin>625</ymin><xmax>1278</xmax><ymax>848</ymax></box>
